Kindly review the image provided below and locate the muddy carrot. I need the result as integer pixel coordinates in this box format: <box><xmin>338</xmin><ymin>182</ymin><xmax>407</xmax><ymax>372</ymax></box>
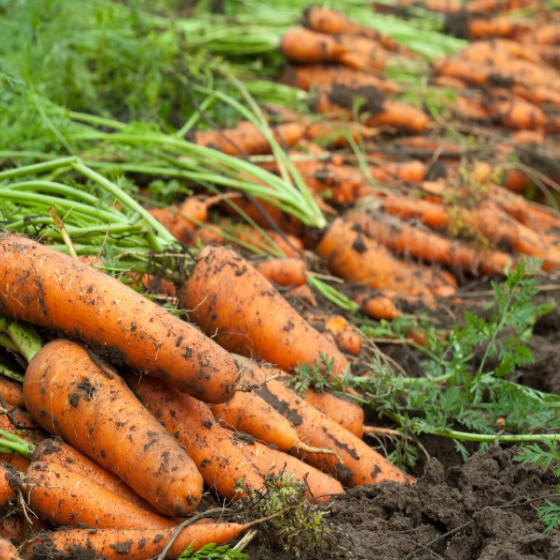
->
<box><xmin>302</xmin><ymin>388</ymin><xmax>365</xmax><ymax>438</ymax></box>
<box><xmin>0</xmin><ymin>454</ymin><xmax>30</xmax><ymax>472</ymax></box>
<box><xmin>0</xmin><ymin>379</ymin><xmax>24</xmax><ymax>410</ymax></box>
<box><xmin>177</xmin><ymin>245</ymin><xmax>349</xmax><ymax>377</ymax></box>
<box><xmin>255</xmin><ymin>257</ymin><xmax>308</xmax><ymax>287</ymax></box>
<box><xmin>532</xmin><ymin>23</ymin><xmax>560</xmax><ymax>45</ymax></box>
<box><xmin>23</xmin><ymin>339</ymin><xmax>203</xmax><ymax>516</ymax></box>
<box><xmin>353</xmin><ymin>293</ymin><xmax>403</xmax><ymax>320</ymax></box>
<box><xmin>0</xmin><ymin>515</ymin><xmax>48</xmax><ymax>546</ymax></box>
<box><xmin>0</xmin><ymin>407</ymin><xmax>47</xmax><ymax>446</ymax></box>
<box><xmin>321</xmin><ymin>315</ymin><xmax>362</xmax><ymax>356</ymax></box>
<box><xmin>187</xmin><ymin>121</ymin><xmax>306</xmax><ymax>157</ymax></box>
<box><xmin>463</xmin><ymin>15</ymin><xmax>533</xmax><ymax>40</ymax></box>
<box><xmin>235</xmin><ymin>435</ymin><xmax>344</xmax><ymax>501</ymax></box>
<box><xmin>0</xmin><ymin>538</ymin><xmax>20</xmax><ymax>560</ymax></box>
<box><xmin>125</xmin><ymin>373</ymin><xmax>265</xmax><ymax>500</ymax></box>
<box><xmin>316</xmin><ymin>217</ymin><xmax>435</xmax><ymax>303</ymax></box>
<box><xmin>239</xmin><ymin>359</ymin><xmax>414</xmax><ymax>487</ymax></box>
<box><xmin>0</xmin><ymin>465</ymin><xmax>20</xmax><ymax>513</ymax></box>
<box><xmin>31</xmin><ymin>438</ymin><xmax>154</xmax><ymax>511</ymax></box>
<box><xmin>0</xmin><ymin>233</ymin><xmax>239</xmax><ymax>403</ymax></box>
<box><xmin>25</xmin><ymin>461</ymin><xmax>175</xmax><ymax>530</ymax></box>
<box><xmin>20</xmin><ymin>522</ymin><xmax>254</xmax><ymax>560</ymax></box>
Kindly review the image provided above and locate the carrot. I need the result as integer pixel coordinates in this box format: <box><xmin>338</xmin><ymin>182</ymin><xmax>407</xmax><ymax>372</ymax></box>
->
<box><xmin>287</xmin><ymin>283</ymin><xmax>318</xmax><ymax>307</ymax></box>
<box><xmin>0</xmin><ymin>455</ymin><xmax>30</xmax><ymax>472</ymax></box>
<box><xmin>465</xmin><ymin>0</ymin><xmax>535</xmax><ymax>12</ymax></box>
<box><xmin>210</xmin><ymin>387</ymin><xmax>340</xmax><ymax>458</ymax></box>
<box><xmin>0</xmin><ymin>514</ymin><xmax>48</xmax><ymax>545</ymax></box>
<box><xmin>0</xmin><ymin>465</ymin><xmax>20</xmax><ymax>513</ymax></box>
<box><xmin>488</xmin><ymin>91</ymin><xmax>547</xmax><ymax>130</ymax></box>
<box><xmin>353</xmin><ymin>293</ymin><xmax>403</xmax><ymax>320</ymax></box>
<box><xmin>502</xmin><ymin>168</ymin><xmax>533</xmax><ymax>193</ymax></box>
<box><xmin>281</xmin><ymin>63</ymin><xmax>401</xmax><ymax>94</ymax></box>
<box><xmin>187</xmin><ymin>121</ymin><xmax>306</xmax><ymax>157</ymax></box>
<box><xmin>0</xmin><ymin>233</ymin><xmax>239</xmax><ymax>403</ymax></box>
<box><xmin>177</xmin><ymin>245</ymin><xmax>349</xmax><ymax>377</ymax></box>
<box><xmin>321</xmin><ymin>315</ymin><xmax>362</xmax><ymax>356</ymax></box>
<box><xmin>254</xmin><ymin>257</ymin><xmax>308</xmax><ymax>287</ymax></box>
<box><xmin>316</xmin><ymin>217</ymin><xmax>435</xmax><ymax>303</ymax></box>
<box><xmin>465</xmin><ymin>15</ymin><xmax>533</xmax><ymax>40</ymax></box>
<box><xmin>459</xmin><ymin>39</ymin><xmax>544</xmax><ymax>66</ymax></box>
<box><xmin>510</xmin><ymin>130</ymin><xmax>545</xmax><ymax>144</ymax></box>
<box><xmin>304</xmin><ymin>120</ymin><xmax>375</xmax><ymax>149</ymax></box>
<box><xmin>125</xmin><ymin>373</ymin><xmax>265</xmax><ymax>500</ymax></box>
<box><xmin>31</xmin><ymin>438</ymin><xmax>154</xmax><ymax>511</ymax></box>
<box><xmin>532</xmin><ymin>23</ymin><xmax>560</xmax><ymax>45</ymax></box>
<box><xmin>23</xmin><ymin>339</ymin><xmax>204</xmax><ymax>516</ymax></box>
<box><xmin>238</xmin><ymin>359</ymin><xmax>414</xmax><ymax>487</ymax></box>
<box><xmin>0</xmin><ymin>407</ymin><xmax>47</xmax><ymax>446</ymax></box>
<box><xmin>280</xmin><ymin>28</ymin><xmax>387</xmax><ymax>72</ymax></box>
<box><xmin>235</xmin><ymin>435</ymin><xmax>344</xmax><ymax>501</ymax></box>
<box><xmin>25</xmin><ymin>461</ymin><xmax>175</xmax><ymax>530</ymax></box>
<box><xmin>20</xmin><ymin>522</ymin><xmax>253</xmax><ymax>560</ymax></box>
<box><xmin>0</xmin><ymin>379</ymin><xmax>24</xmax><ymax>410</ymax></box>
<box><xmin>302</xmin><ymin>388</ymin><xmax>365</xmax><ymax>438</ymax></box>
<box><xmin>303</xmin><ymin>6</ymin><xmax>407</xmax><ymax>53</ymax></box>
<box><xmin>345</xmin><ymin>209</ymin><xmax>512</xmax><ymax>276</ymax></box>
<box><xmin>0</xmin><ymin>538</ymin><xmax>20</xmax><ymax>560</ymax></box>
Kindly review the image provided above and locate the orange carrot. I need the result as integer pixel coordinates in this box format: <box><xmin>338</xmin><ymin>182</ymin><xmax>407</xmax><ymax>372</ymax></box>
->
<box><xmin>304</xmin><ymin>120</ymin><xmax>375</xmax><ymax>148</ymax></box>
<box><xmin>459</xmin><ymin>39</ymin><xmax>544</xmax><ymax>66</ymax></box>
<box><xmin>353</xmin><ymin>293</ymin><xmax>403</xmax><ymax>320</ymax></box>
<box><xmin>20</xmin><ymin>522</ymin><xmax>253</xmax><ymax>560</ymax></box>
<box><xmin>0</xmin><ymin>465</ymin><xmax>20</xmax><ymax>513</ymax></box>
<box><xmin>316</xmin><ymin>217</ymin><xmax>435</xmax><ymax>303</ymax></box>
<box><xmin>238</xmin><ymin>359</ymin><xmax>414</xmax><ymax>487</ymax></box>
<box><xmin>303</xmin><ymin>6</ymin><xmax>407</xmax><ymax>53</ymax></box>
<box><xmin>177</xmin><ymin>245</ymin><xmax>349</xmax><ymax>377</ymax></box>
<box><xmin>287</xmin><ymin>283</ymin><xmax>318</xmax><ymax>307</ymax></box>
<box><xmin>25</xmin><ymin>461</ymin><xmax>175</xmax><ymax>530</ymax></box>
<box><xmin>280</xmin><ymin>28</ymin><xmax>386</xmax><ymax>71</ymax></box>
<box><xmin>302</xmin><ymin>388</ymin><xmax>365</xmax><ymax>437</ymax></box>
<box><xmin>0</xmin><ymin>407</ymin><xmax>47</xmax><ymax>446</ymax></box>
<box><xmin>0</xmin><ymin>379</ymin><xmax>24</xmax><ymax>410</ymax></box>
<box><xmin>321</xmin><ymin>315</ymin><xmax>362</xmax><ymax>356</ymax></box>
<box><xmin>0</xmin><ymin>538</ymin><xmax>20</xmax><ymax>560</ymax></box>
<box><xmin>235</xmin><ymin>435</ymin><xmax>344</xmax><ymax>501</ymax></box>
<box><xmin>532</xmin><ymin>23</ymin><xmax>560</xmax><ymax>45</ymax></box>
<box><xmin>125</xmin><ymin>373</ymin><xmax>265</xmax><ymax>500</ymax></box>
<box><xmin>0</xmin><ymin>455</ymin><xmax>30</xmax><ymax>472</ymax></box>
<box><xmin>23</xmin><ymin>339</ymin><xmax>203</xmax><ymax>516</ymax></box>
<box><xmin>488</xmin><ymin>91</ymin><xmax>547</xmax><ymax>130</ymax></box>
<box><xmin>254</xmin><ymin>257</ymin><xmax>308</xmax><ymax>287</ymax></box>
<box><xmin>0</xmin><ymin>233</ymin><xmax>239</xmax><ymax>403</ymax></box>
<box><xmin>187</xmin><ymin>121</ymin><xmax>306</xmax><ymax>157</ymax></box>
<box><xmin>0</xmin><ymin>514</ymin><xmax>48</xmax><ymax>546</ymax></box>
<box><xmin>281</xmin><ymin>63</ymin><xmax>401</xmax><ymax>94</ymax></box>
<box><xmin>31</xmin><ymin>438</ymin><xmax>154</xmax><ymax>511</ymax></box>
<box><xmin>465</xmin><ymin>15</ymin><xmax>534</xmax><ymax>40</ymax></box>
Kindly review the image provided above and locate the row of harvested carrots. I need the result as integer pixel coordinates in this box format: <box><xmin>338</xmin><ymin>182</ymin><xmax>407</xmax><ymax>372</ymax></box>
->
<box><xmin>0</xmin><ymin>234</ymin><xmax>415</xmax><ymax>559</ymax></box>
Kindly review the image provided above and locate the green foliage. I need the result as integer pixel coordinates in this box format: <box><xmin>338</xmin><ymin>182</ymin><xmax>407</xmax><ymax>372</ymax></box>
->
<box><xmin>178</xmin><ymin>543</ymin><xmax>248</xmax><ymax>560</ymax></box>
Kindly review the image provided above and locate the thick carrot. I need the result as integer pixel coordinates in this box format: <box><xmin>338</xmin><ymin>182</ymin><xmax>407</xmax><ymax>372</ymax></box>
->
<box><xmin>316</xmin><ymin>217</ymin><xmax>435</xmax><ymax>303</ymax></box>
<box><xmin>459</xmin><ymin>39</ymin><xmax>544</xmax><ymax>66</ymax></box>
<box><xmin>488</xmin><ymin>91</ymin><xmax>547</xmax><ymax>130</ymax></box>
<box><xmin>126</xmin><ymin>373</ymin><xmax>265</xmax><ymax>500</ymax></box>
<box><xmin>321</xmin><ymin>314</ymin><xmax>362</xmax><ymax>356</ymax></box>
<box><xmin>0</xmin><ymin>379</ymin><xmax>24</xmax><ymax>410</ymax></box>
<box><xmin>254</xmin><ymin>257</ymin><xmax>308</xmax><ymax>287</ymax></box>
<box><xmin>31</xmin><ymin>438</ymin><xmax>153</xmax><ymax>511</ymax></box>
<box><xmin>281</xmin><ymin>63</ymin><xmax>401</xmax><ymax>94</ymax></box>
<box><xmin>187</xmin><ymin>121</ymin><xmax>306</xmax><ymax>157</ymax></box>
<box><xmin>280</xmin><ymin>28</ymin><xmax>387</xmax><ymax>71</ymax></box>
<box><xmin>23</xmin><ymin>339</ymin><xmax>203</xmax><ymax>516</ymax></box>
<box><xmin>345</xmin><ymin>209</ymin><xmax>512</xmax><ymax>276</ymax></box>
<box><xmin>465</xmin><ymin>15</ymin><xmax>533</xmax><ymax>40</ymax></box>
<box><xmin>25</xmin><ymin>461</ymin><xmax>174</xmax><ymax>530</ymax></box>
<box><xmin>0</xmin><ymin>515</ymin><xmax>48</xmax><ymax>546</ymax></box>
<box><xmin>0</xmin><ymin>465</ymin><xmax>20</xmax><ymax>513</ymax></box>
<box><xmin>0</xmin><ymin>538</ymin><xmax>20</xmax><ymax>560</ymax></box>
<box><xmin>177</xmin><ymin>245</ymin><xmax>349</xmax><ymax>377</ymax></box>
<box><xmin>532</xmin><ymin>23</ymin><xmax>560</xmax><ymax>45</ymax></box>
<box><xmin>0</xmin><ymin>455</ymin><xmax>30</xmax><ymax>472</ymax></box>
<box><xmin>302</xmin><ymin>388</ymin><xmax>365</xmax><ymax>438</ymax></box>
<box><xmin>303</xmin><ymin>6</ymin><xmax>406</xmax><ymax>53</ymax></box>
<box><xmin>0</xmin><ymin>233</ymin><xmax>239</xmax><ymax>403</ymax></box>
<box><xmin>239</xmin><ymin>360</ymin><xmax>414</xmax><ymax>487</ymax></box>
<box><xmin>20</xmin><ymin>522</ymin><xmax>253</xmax><ymax>560</ymax></box>
<box><xmin>235</xmin><ymin>435</ymin><xmax>344</xmax><ymax>501</ymax></box>
<box><xmin>353</xmin><ymin>293</ymin><xmax>403</xmax><ymax>320</ymax></box>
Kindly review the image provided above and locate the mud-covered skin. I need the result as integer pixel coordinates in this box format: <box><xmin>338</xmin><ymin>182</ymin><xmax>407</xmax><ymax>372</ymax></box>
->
<box><xmin>0</xmin><ymin>537</ymin><xmax>21</xmax><ymax>560</ymax></box>
<box><xmin>177</xmin><ymin>245</ymin><xmax>349</xmax><ymax>376</ymax></box>
<box><xmin>23</xmin><ymin>340</ymin><xmax>203</xmax><ymax>517</ymax></box>
<box><xmin>127</xmin><ymin>373</ymin><xmax>265</xmax><ymax>500</ymax></box>
<box><xmin>24</xmin><ymin>461</ymin><xmax>173</xmax><ymax>530</ymax></box>
<box><xmin>0</xmin><ymin>465</ymin><xmax>21</xmax><ymax>512</ymax></box>
<box><xmin>20</xmin><ymin>523</ymin><xmax>249</xmax><ymax>560</ymax></box>
<box><xmin>0</xmin><ymin>234</ymin><xmax>238</xmax><ymax>403</ymax></box>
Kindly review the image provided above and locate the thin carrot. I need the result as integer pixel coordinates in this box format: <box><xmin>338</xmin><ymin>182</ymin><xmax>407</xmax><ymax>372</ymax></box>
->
<box><xmin>459</xmin><ymin>39</ymin><xmax>544</xmax><ymax>66</ymax></box>
<box><xmin>0</xmin><ymin>514</ymin><xmax>48</xmax><ymax>546</ymax></box>
<box><xmin>0</xmin><ymin>538</ymin><xmax>20</xmax><ymax>560</ymax></box>
<box><xmin>235</xmin><ymin>435</ymin><xmax>344</xmax><ymax>502</ymax></box>
<box><xmin>25</xmin><ymin>460</ymin><xmax>175</xmax><ymax>530</ymax></box>
<box><xmin>20</xmin><ymin>522</ymin><xmax>254</xmax><ymax>560</ymax></box>
<box><xmin>238</xmin><ymin>359</ymin><xmax>414</xmax><ymax>487</ymax></box>
<box><xmin>464</xmin><ymin>15</ymin><xmax>533</xmax><ymax>40</ymax></box>
<box><xmin>319</xmin><ymin>314</ymin><xmax>362</xmax><ymax>356</ymax></box>
<box><xmin>0</xmin><ymin>465</ymin><xmax>20</xmax><ymax>513</ymax></box>
<box><xmin>125</xmin><ymin>373</ymin><xmax>266</xmax><ymax>500</ymax></box>
<box><xmin>254</xmin><ymin>257</ymin><xmax>308</xmax><ymax>287</ymax></box>
<box><xmin>0</xmin><ymin>407</ymin><xmax>47</xmax><ymax>446</ymax></box>
<box><xmin>302</xmin><ymin>388</ymin><xmax>365</xmax><ymax>438</ymax></box>
<box><xmin>304</xmin><ymin>120</ymin><xmax>375</xmax><ymax>148</ymax></box>
<box><xmin>177</xmin><ymin>245</ymin><xmax>350</xmax><ymax>377</ymax></box>
<box><xmin>315</xmin><ymin>217</ymin><xmax>435</xmax><ymax>303</ymax></box>
<box><xmin>0</xmin><ymin>379</ymin><xmax>24</xmax><ymax>410</ymax></box>
<box><xmin>31</xmin><ymin>438</ymin><xmax>154</xmax><ymax>511</ymax></box>
<box><xmin>0</xmin><ymin>233</ymin><xmax>239</xmax><ymax>403</ymax></box>
<box><xmin>303</xmin><ymin>6</ymin><xmax>407</xmax><ymax>53</ymax></box>
<box><xmin>353</xmin><ymin>293</ymin><xmax>403</xmax><ymax>320</ymax></box>
<box><xmin>187</xmin><ymin>121</ymin><xmax>306</xmax><ymax>157</ymax></box>
<box><xmin>287</xmin><ymin>283</ymin><xmax>318</xmax><ymax>307</ymax></box>
<box><xmin>23</xmin><ymin>339</ymin><xmax>204</xmax><ymax>516</ymax></box>
<box><xmin>532</xmin><ymin>23</ymin><xmax>560</xmax><ymax>45</ymax></box>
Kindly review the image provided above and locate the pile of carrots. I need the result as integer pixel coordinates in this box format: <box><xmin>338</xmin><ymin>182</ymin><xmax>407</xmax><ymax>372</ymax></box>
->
<box><xmin>3</xmin><ymin>3</ymin><xmax>560</xmax><ymax>559</ymax></box>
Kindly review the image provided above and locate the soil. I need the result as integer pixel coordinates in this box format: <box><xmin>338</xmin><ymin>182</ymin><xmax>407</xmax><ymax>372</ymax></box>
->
<box><xmin>245</xmin><ymin>281</ymin><xmax>560</xmax><ymax>560</ymax></box>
